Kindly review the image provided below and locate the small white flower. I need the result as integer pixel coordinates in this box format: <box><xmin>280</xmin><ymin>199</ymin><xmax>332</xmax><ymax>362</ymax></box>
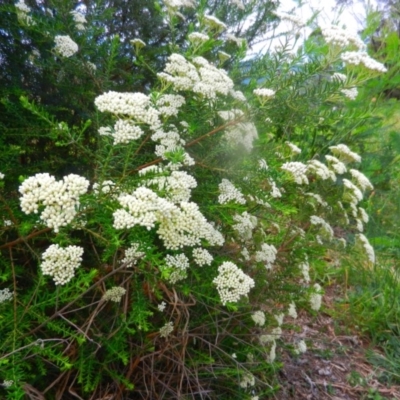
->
<box><xmin>70</xmin><ymin>10</ymin><xmax>87</xmax><ymax>30</ymax></box>
<box><xmin>310</xmin><ymin>283</ymin><xmax>323</xmax><ymax>311</ymax></box>
<box><xmin>203</xmin><ymin>15</ymin><xmax>227</xmax><ymax>31</ymax></box>
<box><xmin>239</xmin><ymin>372</ymin><xmax>255</xmax><ymax>388</ymax></box>
<box><xmin>213</xmin><ymin>262</ymin><xmax>254</xmax><ymax>305</ymax></box>
<box><xmin>281</xmin><ymin>162</ymin><xmax>309</xmax><ymax>185</ymax></box>
<box><xmin>188</xmin><ymin>32</ymin><xmax>209</xmax><ymax>44</ymax></box>
<box><xmin>285</xmin><ymin>141</ymin><xmax>301</xmax><ymax>154</ymax></box>
<box><xmin>218</xmin><ymin>179</ymin><xmax>246</xmax><ymax>204</ymax></box>
<box><xmin>355</xmin><ymin>233</ymin><xmax>375</xmax><ymax>264</ymax></box>
<box><xmin>288</xmin><ymin>302</ymin><xmax>297</xmax><ymax>319</ymax></box>
<box><xmin>294</xmin><ymin>339</ymin><xmax>307</xmax><ymax>354</ymax></box>
<box><xmin>251</xmin><ymin>310</ymin><xmax>265</xmax><ymax>326</ymax></box>
<box><xmin>253</xmin><ymin>88</ymin><xmax>275</xmax><ymax>98</ymax></box>
<box><xmin>40</xmin><ymin>244</ymin><xmax>84</xmax><ymax>285</ymax></box>
<box><xmin>274</xmin><ymin>313</ymin><xmax>284</xmax><ymax>326</ymax></box>
<box><xmin>102</xmin><ymin>286</ymin><xmax>126</xmax><ymax>302</ymax></box>
<box><xmin>54</xmin><ymin>35</ymin><xmax>79</xmax><ymax>57</ymax></box>
<box><xmin>192</xmin><ymin>247</ymin><xmax>213</xmax><ymax>266</ymax></box>
<box><xmin>0</xmin><ymin>288</ymin><xmax>13</xmax><ymax>303</ymax></box>
<box><xmin>158</xmin><ymin>301</ymin><xmax>167</xmax><ymax>312</ymax></box>
<box><xmin>1</xmin><ymin>380</ymin><xmax>13</xmax><ymax>388</ymax></box>
<box><xmin>341</xmin><ymin>87</ymin><xmax>358</xmax><ymax>100</ymax></box>
<box><xmin>159</xmin><ymin>321</ymin><xmax>174</xmax><ymax>338</ymax></box>
<box><xmin>130</xmin><ymin>38</ymin><xmax>146</xmax><ymax>48</ymax></box>
<box><xmin>329</xmin><ymin>144</ymin><xmax>361</xmax><ymax>164</ymax></box>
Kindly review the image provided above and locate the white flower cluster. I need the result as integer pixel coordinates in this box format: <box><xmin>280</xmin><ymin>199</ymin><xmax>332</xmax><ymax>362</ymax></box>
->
<box><xmin>307</xmin><ymin>160</ymin><xmax>336</xmax><ymax>181</ymax></box>
<box><xmin>274</xmin><ymin>10</ymin><xmax>305</xmax><ymax>27</ymax></box>
<box><xmin>159</xmin><ymin>321</ymin><xmax>174</xmax><ymax>338</ymax></box>
<box><xmin>203</xmin><ymin>15</ymin><xmax>227</xmax><ymax>31</ymax></box>
<box><xmin>294</xmin><ymin>340</ymin><xmax>307</xmax><ymax>354</ymax></box>
<box><xmin>113</xmin><ymin>119</ymin><xmax>145</xmax><ymax>144</ymax></box>
<box><xmin>157</xmin><ymin>201</ymin><xmax>224</xmax><ymax>249</ymax></box>
<box><xmin>219</xmin><ymin>110</ymin><xmax>258</xmax><ymax>151</ymax></box>
<box><xmin>320</xmin><ymin>25</ymin><xmax>365</xmax><ymax>50</ymax></box>
<box><xmin>156</xmin><ymin>94</ymin><xmax>186</xmax><ymax>117</ymax></box>
<box><xmin>255</xmin><ymin>243</ymin><xmax>277</xmax><ymax>269</ymax></box>
<box><xmin>310</xmin><ymin>215</ymin><xmax>334</xmax><ymax>241</ymax></box>
<box><xmin>341</xmin><ymin>87</ymin><xmax>358</xmax><ymax>100</ymax></box>
<box><xmin>165</xmin><ymin>253</ymin><xmax>190</xmax><ymax>283</ymax></box>
<box><xmin>121</xmin><ymin>243</ymin><xmax>145</xmax><ymax>266</ymax></box>
<box><xmin>70</xmin><ymin>10</ymin><xmax>87</xmax><ymax>31</ymax></box>
<box><xmin>150</xmin><ymin>126</ymin><xmax>190</xmax><ymax>163</ymax></box>
<box><xmin>267</xmin><ymin>341</ymin><xmax>277</xmax><ymax>363</ymax></box>
<box><xmin>285</xmin><ymin>141</ymin><xmax>301</xmax><ymax>155</ymax></box>
<box><xmin>230</xmin><ymin>0</ymin><xmax>245</xmax><ymax>10</ymax></box>
<box><xmin>259</xmin><ymin>327</ymin><xmax>282</xmax><ymax>345</ymax></box>
<box><xmin>331</xmin><ymin>72</ymin><xmax>347</xmax><ymax>83</ymax></box>
<box><xmin>15</xmin><ymin>0</ymin><xmax>30</xmax><ymax>13</ymax></box>
<box><xmin>102</xmin><ymin>286</ymin><xmax>126</xmax><ymax>302</ymax></box>
<box><xmin>239</xmin><ymin>372</ymin><xmax>255</xmax><ymax>388</ymax></box>
<box><xmin>275</xmin><ymin>313</ymin><xmax>284</xmax><ymax>326</ymax></box>
<box><xmin>54</xmin><ymin>35</ymin><xmax>79</xmax><ymax>57</ymax></box>
<box><xmin>15</xmin><ymin>0</ymin><xmax>33</xmax><ymax>25</ymax></box>
<box><xmin>343</xmin><ymin>178</ymin><xmax>363</xmax><ymax>203</ymax></box>
<box><xmin>288</xmin><ymin>302</ymin><xmax>297</xmax><ymax>319</ymax></box>
<box><xmin>299</xmin><ymin>260</ymin><xmax>310</xmax><ymax>283</ymax></box>
<box><xmin>19</xmin><ymin>173</ymin><xmax>89</xmax><ymax>232</ymax></box>
<box><xmin>309</xmin><ymin>283</ymin><xmax>322</xmax><ymax>311</ymax></box>
<box><xmin>192</xmin><ymin>247</ymin><xmax>213</xmax><ymax>266</ymax></box>
<box><xmin>251</xmin><ymin>310</ymin><xmax>266</xmax><ymax>326</ymax></box>
<box><xmin>281</xmin><ymin>162</ymin><xmax>308</xmax><ymax>184</ymax></box>
<box><xmin>226</xmin><ymin>33</ymin><xmax>246</xmax><ymax>47</ymax></box>
<box><xmin>218</xmin><ymin>51</ymin><xmax>231</xmax><ymax>62</ymax></box>
<box><xmin>218</xmin><ymin>179</ymin><xmax>246</xmax><ymax>204</ymax></box>
<box><xmin>86</xmin><ymin>61</ymin><xmax>97</xmax><ymax>72</ymax></box>
<box><xmin>113</xmin><ymin>187</ymin><xmax>224</xmax><ymax>249</ymax></box>
<box><xmin>0</xmin><ymin>172</ymin><xmax>4</xmax><ymax>179</ymax></box>
<box><xmin>98</xmin><ymin>126</ymin><xmax>112</xmax><ymax>136</ymax></box>
<box><xmin>306</xmin><ymin>192</ymin><xmax>328</xmax><ymax>208</ymax></box>
<box><xmin>325</xmin><ymin>155</ymin><xmax>347</xmax><ymax>174</ymax></box>
<box><xmin>158</xmin><ymin>54</ymin><xmax>234</xmax><ymax>100</ymax></box>
<box><xmin>355</xmin><ymin>233</ymin><xmax>375</xmax><ymax>264</ymax></box>
<box><xmin>113</xmin><ymin>187</ymin><xmax>177</xmax><ymax>230</ymax></box>
<box><xmin>95</xmin><ymin>91</ymin><xmax>160</xmax><ymax>128</ymax></box>
<box><xmin>0</xmin><ymin>288</ymin><xmax>13</xmax><ymax>303</ymax></box>
<box><xmin>2</xmin><ymin>380</ymin><xmax>13</xmax><ymax>388</ymax></box>
<box><xmin>145</xmin><ymin>170</ymin><xmax>197</xmax><ymax>203</ymax></box>
<box><xmin>130</xmin><ymin>38</ymin><xmax>146</xmax><ymax>49</ymax></box>
<box><xmin>269</xmin><ymin>179</ymin><xmax>282</xmax><ymax>198</ymax></box>
<box><xmin>230</xmin><ymin>89</ymin><xmax>247</xmax><ymax>101</ymax></box>
<box><xmin>92</xmin><ymin>180</ymin><xmax>116</xmax><ymax>195</ymax></box>
<box><xmin>253</xmin><ymin>88</ymin><xmax>275</xmax><ymax>98</ymax></box>
<box><xmin>188</xmin><ymin>32</ymin><xmax>209</xmax><ymax>44</ymax></box>
<box><xmin>329</xmin><ymin>144</ymin><xmax>361</xmax><ymax>164</ymax></box>
<box><xmin>350</xmin><ymin>169</ymin><xmax>373</xmax><ymax>192</ymax></box>
<box><xmin>158</xmin><ymin>301</ymin><xmax>167</xmax><ymax>312</ymax></box>
<box><xmin>158</xmin><ymin>54</ymin><xmax>199</xmax><ymax>91</ymax></box>
<box><xmin>164</xmin><ymin>0</ymin><xmax>195</xmax><ymax>9</ymax></box>
<box><xmin>341</xmin><ymin>51</ymin><xmax>387</xmax><ymax>73</ymax></box>
<box><xmin>232</xmin><ymin>212</ymin><xmax>258</xmax><ymax>241</ymax></box>
<box><xmin>194</xmin><ymin>56</ymin><xmax>234</xmax><ymax>99</ymax></box>
<box><xmin>40</xmin><ymin>244</ymin><xmax>84</xmax><ymax>285</ymax></box>
<box><xmin>213</xmin><ymin>261</ymin><xmax>255</xmax><ymax>305</ymax></box>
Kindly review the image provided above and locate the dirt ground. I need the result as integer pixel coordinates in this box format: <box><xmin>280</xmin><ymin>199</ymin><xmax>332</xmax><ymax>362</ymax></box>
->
<box><xmin>274</xmin><ymin>285</ymin><xmax>400</xmax><ymax>400</ymax></box>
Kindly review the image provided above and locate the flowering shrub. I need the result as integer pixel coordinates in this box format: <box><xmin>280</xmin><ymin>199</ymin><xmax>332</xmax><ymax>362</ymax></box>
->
<box><xmin>0</xmin><ymin>1</ymin><xmax>385</xmax><ymax>399</ymax></box>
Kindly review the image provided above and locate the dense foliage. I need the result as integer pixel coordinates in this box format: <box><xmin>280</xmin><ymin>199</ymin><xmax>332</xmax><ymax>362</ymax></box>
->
<box><xmin>0</xmin><ymin>1</ymin><xmax>391</xmax><ymax>399</ymax></box>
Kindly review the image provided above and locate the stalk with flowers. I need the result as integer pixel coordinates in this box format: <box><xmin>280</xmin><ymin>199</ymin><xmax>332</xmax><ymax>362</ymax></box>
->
<box><xmin>0</xmin><ymin>0</ymin><xmax>386</xmax><ymax>398</ymax></box>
